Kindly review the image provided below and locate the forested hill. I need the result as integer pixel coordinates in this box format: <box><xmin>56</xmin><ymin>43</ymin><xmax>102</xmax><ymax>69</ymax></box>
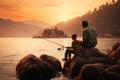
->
<box><xmin>56</xmin><ymin>0</ymin><xmax>120</xmax><ymax>37</ymax></box>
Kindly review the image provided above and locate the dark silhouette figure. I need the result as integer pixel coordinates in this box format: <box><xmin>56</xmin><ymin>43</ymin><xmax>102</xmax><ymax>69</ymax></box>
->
<box><xmin>80</xmin><ymin>21</ymin><xmax>97</xmax><ymax>48</ymax></box>
<box><xmin>62</xmin><ymin>34</ymin><xmax>81</xmax><ymax>60</ymax></box>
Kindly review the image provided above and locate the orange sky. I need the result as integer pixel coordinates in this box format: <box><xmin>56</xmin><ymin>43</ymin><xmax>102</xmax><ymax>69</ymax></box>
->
<box><xmin>0</xmin><ymin>0</ymin><xmax>113</xmax><ymax>24</ymax></box>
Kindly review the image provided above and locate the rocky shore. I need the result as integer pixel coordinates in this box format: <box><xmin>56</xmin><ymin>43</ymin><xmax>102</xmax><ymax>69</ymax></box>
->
<box><xmin>16</xmin><ymin>42</ymin><xmax>120</xmax><ymax>80</ymax></box>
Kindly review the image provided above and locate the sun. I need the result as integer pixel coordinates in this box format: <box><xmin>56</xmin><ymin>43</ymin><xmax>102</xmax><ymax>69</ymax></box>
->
<box><xmin>62</xmin><ymin>17</ymin><xmax>69</xmax><ymax>22</ymax></box>
<box><xmin>63</xmin><ymin>19</ymin><xmax>67</xmax><ymax>22</ymax></box>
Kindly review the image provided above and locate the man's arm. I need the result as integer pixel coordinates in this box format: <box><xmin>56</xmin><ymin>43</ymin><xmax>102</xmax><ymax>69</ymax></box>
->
<box><xmin>83</xmin><ymin>30</ymin><xmax>88</xmax><ymax>45</ymax></box>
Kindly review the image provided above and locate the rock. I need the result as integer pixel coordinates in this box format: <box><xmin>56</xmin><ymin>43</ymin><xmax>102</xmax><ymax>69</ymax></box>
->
<box><xmin>65</xmin><ymin>55</ymin><xmax>88</xmax><ymax>78</ymax></box>
<box><xmin>106</xmin><ymin>65</ymin><xmax>120</xmax><ymax>75</ymax></box>
<box><xmin>109</xmin><ymin>47</ymin><xmax>120</xmax><ymax>61</ymax></box>
<box><xmin>69</xmin><ymin>56</ymin><xmax>108</xmax><ymax>79</ymax></box>
<box><xmin>62</xmin><ymin>59</ymin><xmax>71</xmax><ymax>76</ymax></box>
<box><xmin>63</xmin><ymin>43</ymin><xmax>120</xmax><ymax>79</ymax></box>
<box><xmin>117</xmin><ymin>59</ymin><xmax>120</xmax><ymax>65</ymax></box>
<box><xmin>107</xmin><ymin>42</ymin><xmax>120</xmax><ymax>57</ymax></box>
<box><xmin>106</xmin><ymin>71</ymin><xmax>120</xmax><ymax>80</ymax></box>
<box><xmin>112</xmin><ymin>42</ymin><xmax>120</xmax><ymax>51</ymax></box>
<box><xmin>79</xmin><ymin>47</ymin><xmax>104</xmax><ymax>57</ymax></box>
<box><xmin>16</xmin><ymin>54</ymin><xmax>56</xmax><ymax>80</ymax></box>
<box><xmin>70</xmin><ymin>61</ymin><xmax>85</xmax><ymax>79</ymax></box>
<box><xmin>105</xmin><ymin>64</ymin><xmax>120</xmax><ymax>80</ymax></box>
<box><xmin>62</xmin><ymin>47</ymin><xmax>112</xmax><ymax>78</ymax></box>
<box><xmin>40</xmin><ymin>54</ymin><xmax>62</xmax><ymax>72</ymax></box>
<box><xmin>76</xmin><ymin>63</ymin><xmax>106</xmax><ymax>80</ymax></box>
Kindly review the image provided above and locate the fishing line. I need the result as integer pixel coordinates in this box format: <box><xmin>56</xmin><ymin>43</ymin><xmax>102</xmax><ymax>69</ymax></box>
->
<box><xmin>8</xmin><ymin>23</ymin><xmax>66</xmax><ymax>50</ymax></box>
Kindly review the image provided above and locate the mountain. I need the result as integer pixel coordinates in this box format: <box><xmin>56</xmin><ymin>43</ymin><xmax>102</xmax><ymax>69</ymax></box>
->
<box><xmin>56</xmin><ymin>17</ymin><xmax>81</xmax><ymax>37</ymax></box>
<box><xmin>56</xmin><ymin>0</ymin><xmax>120</xmax><ymax>37</ymax></box>
<box><xmin>0</xmin><ymin>18</ymin><xmax>42</xmax><ymax>37</ymax></box>
<box><xmin>23</xmin><ymin>20</ymin><xmax>52</xmax><ymax>29</ymax></box>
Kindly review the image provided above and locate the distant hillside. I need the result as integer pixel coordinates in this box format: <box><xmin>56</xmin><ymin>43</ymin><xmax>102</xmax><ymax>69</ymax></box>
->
<box><xmin>0</xmin><ymin>18</ymin><xmax>42</xmax><ymax>37</ymax></box>
<box><xmin>56</xmin><ymin>17</ymin><xmax>81</xmax><ymax>37</ymax></box>
<box><xmin>56</xmin><ymin>0</ymin><xmax>120</xmax><ymax>37</ymax></box>
<box><xmin>23</xmin><ymin>20</ymin><xmax>52</xmax><ymax>29</ymax></box>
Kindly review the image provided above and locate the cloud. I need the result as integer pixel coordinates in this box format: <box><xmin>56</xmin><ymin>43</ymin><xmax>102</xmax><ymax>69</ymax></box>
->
<box><xmin>0</xmin><ymin>0</ymin><xmax>64</xmax><ymax>19</ymax></box>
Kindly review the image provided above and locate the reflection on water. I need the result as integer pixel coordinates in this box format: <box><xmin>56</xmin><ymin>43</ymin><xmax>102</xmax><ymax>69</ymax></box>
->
<box><xmin>0</xmin><ymin>38</ymin><xmax>120</xmax><ymax>80</ymax></box>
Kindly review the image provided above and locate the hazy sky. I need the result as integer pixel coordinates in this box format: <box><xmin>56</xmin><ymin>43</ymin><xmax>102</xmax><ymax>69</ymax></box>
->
<box><xmin>0</xmin><ymin>0</ymin><xmax>113</xmax><ymax>24</ymax></box>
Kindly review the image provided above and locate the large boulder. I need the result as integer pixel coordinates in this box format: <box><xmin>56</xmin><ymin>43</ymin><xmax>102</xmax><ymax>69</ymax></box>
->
<box><xmin>70</xmin><ymin>47</ymin><xmax>108</xmax><ymax>65</ymax></box>
<box><xmin>106</xmin><ymin>71</ymin><xmax>120</xmax><ymax>80</ymax></box>
<box><xmin>62</xmin><ymin>47</ymin><xmax>112</xmax><ymax>78</ymax></box>
<box><xmin>108</xmin><ymin>47</ymin><xmax>120</xmax><ymax>61</ymax></box>
<box><xmin>106</xmin><ymin>64</ymin><xmax>120</xmax><ymax>80</ymax></box>
<box><xmin>107</xmin><ymin>42</ymin><xmax>120</xmax><ymax>55</ymax></box>
<box><xmin>69</xmin><ymin>56</ymin><xmax>109</xmax><ymax>79</ymax></box>
<box><xmin>62</xmin><ymin>59</ymin><xmax>72</xmax><ymax>76</ymax></box>
<box><xmin>40</xmin><ymin>54</ymin><xmax>62</xmax><ymax>72</ymax></box>
<box><xmin>69</xmin><ymin>60</ymin><xmax>86</xmax><ymax>79</ymax></box>
<box><xmin>63</xmin><ymin>56</ymin><xmax>107</xmax><ymax>79</ymax></box>
<box><xmin>106</xmin><ymin>65</ymin><xmax>120</xmax><ymax>75</ymax></box>
<box><xmin>76</xmin><ymin>63</ymin><xmax>106</xmax><ymax>80</ymax></box>
<box><xmin>107</xmin><ymin>42</ymin><xmax>120</xmax><ymax>61</ymax></box>
<box><xmin>79</xmin><ymin>47</ymin><xmax>106</xmax><ymax>57</ymax></box>
<box><xmin>16</xmin><ymin>54</ymin><xmax>56</xmax><ymax>80</ymax></box>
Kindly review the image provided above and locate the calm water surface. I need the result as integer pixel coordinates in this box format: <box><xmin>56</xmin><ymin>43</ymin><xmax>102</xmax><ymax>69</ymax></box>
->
<box><xmin>0</xmin><ymin>38</ymin><xmax>120</xmax><ymax>80</ymax></box>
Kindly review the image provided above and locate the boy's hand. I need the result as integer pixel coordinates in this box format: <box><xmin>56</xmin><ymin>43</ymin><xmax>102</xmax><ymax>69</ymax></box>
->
<box><xmin>66</xmin><ymin>46</ymin><xmax>71</xmax><ymax>48</ymax></box>
<box><xmin>66</xmin><ymin>46</ymin><xmax>72</xmax><ymax>48</ymax></box>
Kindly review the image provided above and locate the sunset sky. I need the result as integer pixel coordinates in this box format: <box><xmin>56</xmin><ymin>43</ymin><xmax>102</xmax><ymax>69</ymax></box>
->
<box><xmin>0</xmin><ymin>0</ymin><xmax>113</xmax><ymax>24</ymax></box>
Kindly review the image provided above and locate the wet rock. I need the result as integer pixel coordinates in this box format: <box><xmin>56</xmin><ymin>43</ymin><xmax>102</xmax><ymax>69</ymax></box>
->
<box><xmin>106</xmin><ymin>71</ymin><xmax>120</xmax><ymax>80</ymax></box>
<box><xmin>62</xmin><ymin>43</ymin><xmax>120</xmax><ymax>79</ymax></box>
<box><xmin>62</xmin><ymin>47</ymin><xmax>112</xmax><ymax>78</ymax></box>
<box><xmin>111</xmin><ymin>42</ymin><xmax>120</xmax><ymax>51</ymax></box>
<box><xmin>109</xmin><ymin>47</ymin><xmax>120</xmax><ymax>61</ymax></box>
<box><xmin>16</xmin><ymin>54</ymin><xmax>56</xmax><ymax>80</ymax></box>
<box><xmin>62</xmin><ymin>59</ymin><xmax>71</xmax><ymax>76</ymax></box>
<box><xmin>79</xmin><ymin>47</ymin><xmax>105</xmax><ymax>57</ymax></box>
<box><xmin>70</xmin><ymin>61</ymin><xmax>85</xmax><ymax>79</ymax></box>
<box><xmin>106</xmin><ymin>64</ymin><xmax>120</xmax><ymax>75</ymax></box>
<box><xmin>76</xmin><ymin>63</ymin><xmax>106</xmax><ymax>80</ymax></box>
<box><xmin>107</xmin><ymin>42</ymin><xmax>120</xmax><ymax>60</ymax></box>
<box><xmin>40</xmin><ymin>54</ymin><xmax>62</xmax><ymax>72</ymax></box>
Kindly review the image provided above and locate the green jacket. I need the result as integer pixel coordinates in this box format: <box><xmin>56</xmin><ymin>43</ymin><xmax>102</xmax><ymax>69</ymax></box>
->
<box><xmin>82</xmin><ymin>26</ymin><xmax>97</xmax><ymax>47</ymax></box>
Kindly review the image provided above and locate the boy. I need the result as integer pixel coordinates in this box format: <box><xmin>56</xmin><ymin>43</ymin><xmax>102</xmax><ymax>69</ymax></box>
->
<box><xmin>62</xmin><ymin>34</ymin><xmax>81</xmax><ymax>60</ymax></box>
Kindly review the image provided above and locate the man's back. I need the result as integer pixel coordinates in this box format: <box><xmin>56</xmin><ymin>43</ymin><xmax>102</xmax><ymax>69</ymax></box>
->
<box><xmin>83</xmin><ymin>26</ymin><xmax>97</xmax><ymax>47</ymax></box>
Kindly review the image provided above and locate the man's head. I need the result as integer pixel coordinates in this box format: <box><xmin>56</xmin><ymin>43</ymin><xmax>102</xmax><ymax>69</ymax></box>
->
<box><xmin>82</xmin><ymin>21</ymin><xmax>89</xmax><ymax>28</ymax></box>
<box><xmin>71</xmin><ymin>34</ymin><xmax>77</xmax><ymax>40</ymax></box>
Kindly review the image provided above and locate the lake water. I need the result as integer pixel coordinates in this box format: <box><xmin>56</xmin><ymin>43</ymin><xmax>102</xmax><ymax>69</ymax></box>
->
<box><xmin>0</xmin><ymin>38</ymin><xmax>120</xmax><ymax>80</ymax></box>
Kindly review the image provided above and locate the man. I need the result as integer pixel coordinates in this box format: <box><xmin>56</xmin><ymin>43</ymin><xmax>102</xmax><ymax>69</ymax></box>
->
<box><xmin>62</xmin><ymin>34</ymin><xmax>81</xmax><ymax>60</ymax></box>
<box><xmin>80</xmin><ymin>21</ymin><xmax>97</xmax><ymax>48</ymax></box>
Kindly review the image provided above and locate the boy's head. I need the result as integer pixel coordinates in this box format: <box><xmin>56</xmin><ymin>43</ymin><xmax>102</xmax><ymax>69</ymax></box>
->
<box><xmin>71</xmin><ymin>34</ymin><xmax>77</xmax><ymax>40</ymax></box>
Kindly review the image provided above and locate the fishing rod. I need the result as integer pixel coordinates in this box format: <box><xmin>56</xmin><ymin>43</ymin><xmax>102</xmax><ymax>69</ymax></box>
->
<box><xmin>8</xmin><ymin>23</ymin><xmax>67</xmax><ymax>50</ymax></box>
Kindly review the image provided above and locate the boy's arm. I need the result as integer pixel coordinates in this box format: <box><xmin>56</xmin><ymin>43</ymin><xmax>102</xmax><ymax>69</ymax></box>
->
<box><xmin>65</xmin><ymin>46</ymin><xmax>73</xmax><ymax>50</ymax></box>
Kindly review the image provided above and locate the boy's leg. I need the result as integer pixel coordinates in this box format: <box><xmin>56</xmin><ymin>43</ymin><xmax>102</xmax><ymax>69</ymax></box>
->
<box><xmin>63</xmin><ymin>49</ymin><xmax>73</xmax><ymax>60</ymax></box>
<box><xmin>68</xmin><ymin>50</ymin><xmax>74</xmax><ymax>59</ymax></box>
<box><xmin>64</xmin><ymin>49</ymin><xmax>70</xmax><ymax>59</ymax></box>
<box><xmin>69</xmin><ymin>53</ymin><xmax>71</xmax><ymax>59</ymax></box>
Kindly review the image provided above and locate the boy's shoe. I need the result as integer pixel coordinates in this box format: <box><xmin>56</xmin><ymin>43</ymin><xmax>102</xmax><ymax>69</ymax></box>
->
<box><xmin>62</xmin><ymin>58</ymin><xmax>67</xmax><ymax>61</ymax></box>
